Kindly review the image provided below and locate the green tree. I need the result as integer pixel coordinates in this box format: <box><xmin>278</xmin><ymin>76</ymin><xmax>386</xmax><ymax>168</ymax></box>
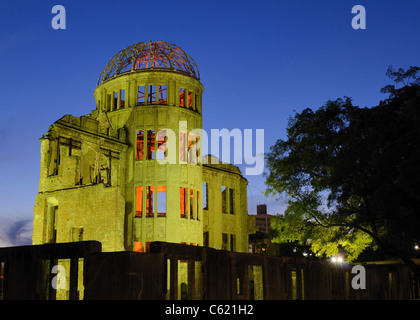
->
<box><xmin>265</xmin><ymin>66</ymin><xmax>420</xmax><ymax>273</ymax></box>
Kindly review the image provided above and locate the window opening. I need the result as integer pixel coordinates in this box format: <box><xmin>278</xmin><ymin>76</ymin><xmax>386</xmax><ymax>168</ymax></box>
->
<box><xmin>120</xmin><ymin>89</ymin><xmax>125</xmax><ymax>108</ymax></box>
<box><xmin>196</xmin><ymin>190</ymin><xmax>200</xmax><ymax>221</ymax></box>
<box><xmin>48</xmin><ymin>205</ymin><xmax>58</xmax><ymax>243</ymax></box>
<box><xmin>159</xmin><ymin>85</ymin><xmax>167</xmax><ymax>104</ymax></box>
<box><xmin>146</xmin><ymin>186</ymin><xmax>154</xmax><ymax>217</ymax></box>
<box><xmin>136</xmin><ymin>130</ymin><xmax>144</xmax><ymax>160</ymax></box>
<box><xmin>188</xmin><ymin>133</ymin><xmax>196</xmax><ymax>164</ymax></box>
<box><xmin>203</xmin><ymin>183</ymin><xmax>208</xmax><ymax>210</ymax></box>
<box><xmin>196</xmin><ymin>136</ymin><xmax>200</xmax><ymax>161</ymax></box>
<box><xmin>136</xmin><ymin>186</ymin><xmax>143</xmax><ymax>217</ymax></box>
<box><xmin>134</xmin><ymin>241</ymin><xmax>143</xmax><ymax>252</ymax></box>
<box><xmin>157</xmin><ymin>129</ymin><xmax>167</xmax><ymax>160</ymax></box>
<box><xmin>134</xmin><ymin>241</ymin><xmax>151</xmax><ymax>253</ymax></box>
<box><xmin>180</xmin><ymin>132</ymin><xmax>187</xmax><ymax>162</ymax></box>
<box><xmin>203</xmin><ymin>232</ymin><xmax>209</xmax><ymax>247</ymax></box>
<box><xmin>180</xmin><ymin>187</ymin><xmax>187</xmax><ymax>218</ymax></box>
<box><xmin>179</xmin><ymin>88</ymin><xmax>186</xmax><ymax>107</ymax></box>
<box><xmin>157</xmin><ymin>185</ymin><xmax>166</xmax><ymax>217</ymax></box>
<box><xmin>137</xmin><ymin>85</ymin><xmax>145</xmax><ymax>105</ymax></box>
<box><xmin>230</xmin><ymin>234</ymin><xmax>236</xmax><ymax>251</ymax></box>
<box><xmin>147</xmin><ymin>130</ymin><xmax>156</xmax><ymax>160</ymax></box>
<box><xmin>113</xmin><ymin>91</ymin><xmax>118</xmax><ymax>110</ymax></box>
<box><xmin>148</xmin><ymin>85</ymin><xmax>157</xmax><ymax>104</ymax></box>
<box><xmin>188</xmin><ymin>91</ymin><xmax>193</xmax><ymax>108</ymax></box>
<box><xmin>221</xmin><ymin>186</ymin><xmax>227</xmax><ymax>213</ymax></box>
<box><xmin>190</xmin><ymin>189</ymin><xmax>194</xmax><ymax>219</ymax></box>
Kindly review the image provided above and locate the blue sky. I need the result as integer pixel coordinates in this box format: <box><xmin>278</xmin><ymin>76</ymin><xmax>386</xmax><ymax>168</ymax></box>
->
<box><xmin>0</xmin><ymin>0</ymin><xmax>419</xmax><ymax>245</ymax></box>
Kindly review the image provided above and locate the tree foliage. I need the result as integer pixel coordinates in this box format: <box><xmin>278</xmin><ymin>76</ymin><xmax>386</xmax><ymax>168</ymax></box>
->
<box><xmin>265</xmin><ymin>66</ymin><xmax>420</xmax><ymax>268</ymax></box>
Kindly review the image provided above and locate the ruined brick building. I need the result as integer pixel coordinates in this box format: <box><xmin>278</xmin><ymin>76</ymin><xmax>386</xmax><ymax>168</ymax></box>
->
<box><xmin>2</xmin><ymin>41</ymin><xmax>418</xmax><ymax>301</ymax></box>
<box><xmin>32</xmin><ymin>41</ymin><xmax>254</xmax><ymax>254</ymax></box>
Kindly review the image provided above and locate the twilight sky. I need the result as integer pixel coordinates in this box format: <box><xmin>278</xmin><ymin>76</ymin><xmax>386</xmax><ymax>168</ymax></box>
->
<box><xmin>0</xmin><ymin>0</ymin><xmax>419</xmax><ymax>246</ymax></box>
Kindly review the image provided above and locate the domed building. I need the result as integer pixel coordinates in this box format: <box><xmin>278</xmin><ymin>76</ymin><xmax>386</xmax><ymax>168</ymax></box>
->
<box><xmin>32</xmin><ymin>41</ymin><xmax>254</xmax><ymax>253</ymax></box>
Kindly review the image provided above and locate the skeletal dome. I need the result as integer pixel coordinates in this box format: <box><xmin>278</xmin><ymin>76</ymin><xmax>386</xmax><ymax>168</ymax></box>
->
<box><xmin>98</xmin><ymin>40</ymin><xmax>200</xmax><ymax>85</ymax></box>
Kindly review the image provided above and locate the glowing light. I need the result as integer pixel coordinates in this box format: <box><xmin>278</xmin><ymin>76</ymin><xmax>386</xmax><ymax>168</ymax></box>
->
<box><xmin>331</xmin><ymin>255</ymin><xmax>345</xmax><ymax>264</ymax></box>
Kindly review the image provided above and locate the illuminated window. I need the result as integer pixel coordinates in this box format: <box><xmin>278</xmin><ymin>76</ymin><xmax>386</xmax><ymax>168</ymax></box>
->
<box><xmin>148</xmin><ymin>85</ymin><xmax>157</xmax><ymax>104</ymax></box>
<box><xmin>134</xmin><ymin>241</ymin><xmax>142</xmax><ymax>252</ymax></box>
<box><xmin>188</xmin><ymin>133</ymin><xmax>197</xmax><ymax>164</ymax></box>
<box><xmin>157</xmin><ymin>129</ymin><xmax>167</xmax><ymax>160</ymax></box>
<box><xmin>188</xmin><ymin>91</ymin><xmax>193</xmax><ymax>108</ymax></box>
<box><xmin>221</xmin><ymin>186</ymin><xmax>227</xmax><ymax>213</ymax></box>
<box><xmin>180</xmin><ymin>132</ymin><xmax>187</xmax><ymax>162</ymax></box>
<box><xmin>203</xmin><ymin>182</ymin><xmax>208</xmax><ymax>210</ymax></box>
<box><xmin>137</xmin><ymin>85</ymin><xmax>145</xmax><ymax>105</ymax></box>
<box><xmin>146</xmin><ymin>186</ymin><xmax>154</xmax><ymax>217</ymax></box>
<box><xmin>196</xmin><ymin>190</ymin><xmax>200</xmax><ymax>221</ymax></box>
<box><xmin>196</xmin><ymin>136</ymin><xmax>200</xmax><ymax>161</ymax></box>
<box><xmin>136</xmin><ymin>130</ymin><xmax>144</xmax><ymax>160</ymax></box>
<box><xmin>157</xmin><ymin>185</ymin><xmax>166</xmax><ymax>217</ymax></box>
<box><xmin>146</xmin><ymin>130</ymin><xmax>155</xmax><ymax>160</ymax></box>
<box><xmin>158</xmin><ymin>85</ymin><xmax>167</xmax><ymax>104</ymax></box>
<box><xmin>190</xmin><ymin>188</ymin><xmax>194</xmax><ymax>219</ymax></box>
<box><xmin>134</xmin><ymin>241</ymin><xmax>151</xmax><ymax>253</ymax></box>
<box><xmin>136</xmin><ymin>186</ymin><xmax>143</xmax><ymax>217</ymax></box>
<box><xmin>120</xmin><ymin>89</ymin><xmax>125</xmax><ymax>108</ymax></box>
<box><xmin>179</xmin><ymin>88</ymin><xmax>186</xmax><ymax>107</ymax></box>
<box><xmin>180</xmin><ymin>187</ymin><xmax>187</xmax><ymax>218</ymax></box>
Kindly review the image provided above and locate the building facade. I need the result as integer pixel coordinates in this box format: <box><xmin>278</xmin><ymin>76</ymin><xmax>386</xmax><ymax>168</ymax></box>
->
<box><xmin>254</xmin><ymin>204</ymin><xmax>274</xmax><ymax>234</ymax></box>
<box><xmin>32</xmin><ymin>41</ymin><xmax>254</xmax><ymax>253</ymax></box>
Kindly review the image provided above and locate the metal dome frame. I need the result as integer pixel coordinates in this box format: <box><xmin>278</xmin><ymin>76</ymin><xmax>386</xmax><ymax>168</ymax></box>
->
<box><xmin>98</xmin><ymin>41</ymin><xmax>200</xmax><ymax>85</ymax></box>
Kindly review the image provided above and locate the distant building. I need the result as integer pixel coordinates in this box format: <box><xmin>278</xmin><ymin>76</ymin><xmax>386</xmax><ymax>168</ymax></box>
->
<box><xmin>254</xmin><ymin>204</ymin><xmax>274</xmax><ymax>233</ymax></box>
<box><xmin>248</xmin><ymin>204</ymin><xmax>278</xmax><ymax>255</ymax></box>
